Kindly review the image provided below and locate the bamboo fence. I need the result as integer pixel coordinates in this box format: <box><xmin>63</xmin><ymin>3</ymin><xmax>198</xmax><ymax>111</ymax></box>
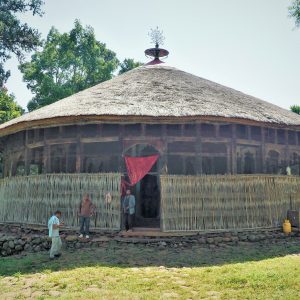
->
<box><xmin>160</xmin><ymin>175</ymin><xmax>300</xmax><ymax>231</ymax></box>
<box><xmin>0</xmin><ymin>173</ymin><xmax>121</xmax><ymax>230</ymax></box>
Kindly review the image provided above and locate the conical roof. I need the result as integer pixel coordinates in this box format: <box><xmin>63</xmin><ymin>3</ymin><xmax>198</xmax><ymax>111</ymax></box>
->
<box><xmin>1</xmin><ymin>64</ymin><xmax>300</xmax><ymax>136</ymax></box>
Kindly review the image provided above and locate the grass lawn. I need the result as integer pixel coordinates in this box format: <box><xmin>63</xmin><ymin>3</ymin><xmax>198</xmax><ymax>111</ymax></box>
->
<box><xmin>0</xmin><ymin>240</ymin><xmax>300</xmax><ymax>299</ymax></box>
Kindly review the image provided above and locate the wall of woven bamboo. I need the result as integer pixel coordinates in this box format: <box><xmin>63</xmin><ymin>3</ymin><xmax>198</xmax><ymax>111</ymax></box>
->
<box><xmin>160</xmin><ymin>175</ymin><xmax>300</xmax><ymax>231</ymax></box>
<box><xmin>0</xmin><ymin>173</ymin><xmax>121</xmax><ymax>230</ymax></box>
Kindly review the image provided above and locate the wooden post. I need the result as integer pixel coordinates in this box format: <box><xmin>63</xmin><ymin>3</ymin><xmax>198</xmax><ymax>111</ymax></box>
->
<box><xmin>43</xmin><ymin>130</ymin><xmax>51</xmax><ymax>173</ymax></box>
<box><xmin>75</xmin><ymin>140</ymin><xmax>82</xmax><ymax>173</ymax></box>
<box><xmin>196</xmin><ymin>123</ymin><xmax>202</xmax><ymax>174</ymax></box>
<box><xmin>141</xmin><ymin>124</ymin><xmax>146</xmax><ymax>137</ymax></box>
<box><xmin>231</xmin><ymin>124</ymin><xmax>237</xmax><ymax>174</ymax></box>
<box><xmin>24</xmin><ymin>130</ymin><xmax>29</xmax><ymax>175</ymax></box>
<box><xmin>226</xmin><ymin>144</ymin><xmax>231</xmax><ymax>174</ymax></box>
<box><xmin>284</xmin><ymin>129</ymin><xmax>289</xmax><ymax>170</ymax></box>
<box><xmin>261</xmin><ymin>127</ymin><xmax>266</xmax><ymax>173</ymax></box>
<box><xmin>215</xmin><ymin>123</ymin><xmax>220</xmax><ymax>138</ymax></box>
<box><xmin>247</xmin><ymin>125</ymin><xmax>251</xmax><ymax>140</ymax></box>
<box><xmin>65</xmin><ymin>144</ymin><xmax>69</xmax><ymax>173</ymax></box>
<box><xmin>119</xmin><ymin>125</ymin><xmax>125</xmax><ymax>173</ymax></box>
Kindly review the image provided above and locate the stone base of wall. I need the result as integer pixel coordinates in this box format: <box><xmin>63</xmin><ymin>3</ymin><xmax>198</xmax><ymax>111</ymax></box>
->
<box><xmin>0</xmin><ymin>223</ymin><xmax>299</xmax><ymax>257</ymax></box>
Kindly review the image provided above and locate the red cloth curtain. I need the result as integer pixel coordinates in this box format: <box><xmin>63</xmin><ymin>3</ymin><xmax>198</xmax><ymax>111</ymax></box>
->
<box><xmin>125</xmin><ymin>154</ymin><xmax>159</xmax><ymax>185</ymax></box>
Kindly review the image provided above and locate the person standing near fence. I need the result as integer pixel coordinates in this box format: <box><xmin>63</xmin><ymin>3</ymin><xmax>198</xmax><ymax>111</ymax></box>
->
<box><xmin>78</xmin><ymin>194</ymin><xmax>95</xmax><ymax>239</ymax></box>
<box><xmin>122</xmin><ymin>189</ymin><xmax>136</xmax><ymax>232</ymax></box>
<box><xmin>48</xmin><ymin>210</ymin><xmax>64</xmax><ymax>260</ymax></box>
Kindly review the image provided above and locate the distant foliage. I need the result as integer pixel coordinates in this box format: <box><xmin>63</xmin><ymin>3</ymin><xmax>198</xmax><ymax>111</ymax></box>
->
<box><xmin>0</xmin><ymin>0</ymin><xmax>43</xmax><ymax>86</ymax></box>
<box><xmin>291</xmin><ymin>105</ymin><xmax>300</xmax><ymax>114</ymax></box>
<box><xmin>289</xmin><ymin>0</ymin><xmax>300</xmax><ymax>27</ymax></box>
<box><xmin>0</xmin><ymin>88</ymin><xmax>24</xmax><ymax>124</ymax></box>
<box><xmin>20</xmin><ymin>20</ymin><xmax>119</xmax><ymax>111</ymax></box>
<box><xmin>118</xmin><ymin>58</ymin><xmax>143</xmax><ymax>75</ymax></box>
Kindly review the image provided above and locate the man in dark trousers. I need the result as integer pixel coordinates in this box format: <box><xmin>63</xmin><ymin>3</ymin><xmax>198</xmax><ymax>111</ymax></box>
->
<box><xmin>78</xmin><ymin>194</ymin><xmax>95</xmax><ymax>239</ymax></box>
<box><xmin>122</xmin><ymin>189</ymin><xmax>136</xmax><ymax>232</ymax></box>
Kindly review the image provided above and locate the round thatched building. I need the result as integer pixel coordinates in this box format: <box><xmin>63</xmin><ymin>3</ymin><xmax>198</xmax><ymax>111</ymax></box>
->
<box><xmin>0</xmin><ymin>48</ymin><xmax>300</xmax><ymax>232</ymax></box>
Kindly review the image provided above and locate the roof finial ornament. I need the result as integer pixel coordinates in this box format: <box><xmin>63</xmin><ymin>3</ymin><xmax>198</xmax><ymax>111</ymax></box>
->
<box><xmin>149</xmin><ymin>26</ymin><xmax>165</xmax><ymax>49</ymax></box>
<box><xmin>144</xmin><ymin>27</ymin><xmax>169</xmax><ymax>65</ymax></box>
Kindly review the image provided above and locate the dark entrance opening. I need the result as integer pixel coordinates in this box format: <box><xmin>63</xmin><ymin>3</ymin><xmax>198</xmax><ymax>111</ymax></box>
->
<box><xmin>123</xmin><ymin>144</ymin><xmax>161</xmax><ymax>229</ymax></box>
<box><xmin>134</xmin><ymin>173</ymin><xmax>160</xmax><ymax>228</ymax></box>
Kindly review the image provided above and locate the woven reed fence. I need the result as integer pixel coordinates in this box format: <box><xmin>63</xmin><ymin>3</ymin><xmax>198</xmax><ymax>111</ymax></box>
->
<box><xmin>0</xmin><ymin>173</ymin><xmax>121</xmax><ymax>230</ymax></box>
<box><xmin>160</xmin><ymin>175</ymin><xmax>300</xmax><ymax>231</ymax></box>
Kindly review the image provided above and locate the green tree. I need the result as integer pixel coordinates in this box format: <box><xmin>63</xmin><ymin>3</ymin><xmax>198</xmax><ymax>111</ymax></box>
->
<box><xmin>20</xmin><ymin>20</ymin><xmax>119</xmax><ymax>111</ymax></box>
<box><xmin>289</xmin><ymin>0</ymin><xmax>300</xmax><ymax>27</ymax></box>
<box><xmin>0</xmin><ymin>88</ymin><xmax>24</xmax><ymax>124</ymax></box>
<box><xmin>291</xmin><ymin>104</ymin><xmax>300</xmax><ymax>114</ymax></box>
<box><xmin>118</xmin><ymin>58</ymin><xmax>143</xmax><ymax>75</ymax></box>
<box><xmin>0</xmin><ymin>0</ymin><xmax>43</xmax><ymax>86</ymax></box>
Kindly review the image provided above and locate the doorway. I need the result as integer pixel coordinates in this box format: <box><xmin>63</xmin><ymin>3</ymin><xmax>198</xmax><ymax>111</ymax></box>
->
<box><xmin>123</xmin><ymin>144</ymin><xmax>161</xmax><ymax>228</ymax></box>
<box><xmin>134</xmin><ymin>173</ymin><xmax>160</xmax><ymax>228</ymax></box>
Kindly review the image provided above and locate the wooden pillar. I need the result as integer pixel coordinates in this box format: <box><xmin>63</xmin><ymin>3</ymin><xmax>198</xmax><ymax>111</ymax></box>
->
<box><xmin>43</xmin><ymin>129</ymin><xmax>51</xmax><ymax>173</ymax></box>
<box><xmin>4</xmin><ymin>139</ymin><xmax>14</xmax><ymax>176</ymax></box>
<box><xmin>261</xmin><ymin>127</ymin><xmax>266</xmax><ymax>173</ymax></box>
<box><xmin>160</xmin><ymin>124</ymin><xmax>168</xmax><ymax>174</ymax></box>
<box><xmin>215</xmin><ymin>123</ymin><xmax>220</xmax><ymax>138</ymax></box>
<box><xmin>284</xmin><ymin>129</ymin><xmax>289</xmax><ymax>169</ymax></box>
<box><xmin>196</xmin><ymin>123</ymin><xmax>202</xmax><ymax>175</ymax></box>
<box><xmin>44</xmin><ymin>144</ymin><xmax>51</xmax><ymax>173</ymax></box>
<box><xmin>75</xmin><ymin>138</ymin><xmax>82</xmax><ymax>173</ymax></box>
<box><xmin>231</xmin><ymin>124</ymin><xmax>237</xmax><ymax>174</ymax></box>
<box><xmin>141</xmin><ymin>124</ymin><xmax>146</xmax><ymax>137</ymax></box>
<box><xmin>9</xmin><ymin>159</ymin><xmax>13</xmax><ymax>177</ymax></box>
<box><xmin>226</xmin><ymin>144</ymin><xmax>231</xmax><ymax>174</ymax></box>
<box><xmin>274</xmin><ymin>128</ymin><xmax>278</xmax><ymax>144</ymax></box>
<box><xmin>247</xmin><ymin>125</ymin><xmax>251</xmax><ymax>140</ymax></box>
<box><xmin>65</xmin><ymin>144</ymin><xmax>69</xmax><ymax>173</ymax></box>
<box><xmin>24</xmin><ymin>130</ymin><xmax>29</xmax><ymax>175</ymax></box>
<box><xmin>118</xmin><ymin>125</ymin><xmax>125</xmax><ymax>174</ymax></box>
<box><xmin>4</xmin><ymin>151</ymin><xmax>10</xmax><ymax>177</ymax></box>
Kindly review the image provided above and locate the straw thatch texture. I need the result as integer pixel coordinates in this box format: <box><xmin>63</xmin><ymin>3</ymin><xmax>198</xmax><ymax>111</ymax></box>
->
<box><xmin>160</xmin><ymin>175</ymin><xmax>300</xmax><ymax>231</ymax></box>
<box><xmin>0</xmin><ymin>173</ymin><xmax>121</xmax><ymax>230</ymax></box>
<box><xmin>1</xmin><ymin>64</ymin><xmax>300</xmax><ymax>137</ymax></box>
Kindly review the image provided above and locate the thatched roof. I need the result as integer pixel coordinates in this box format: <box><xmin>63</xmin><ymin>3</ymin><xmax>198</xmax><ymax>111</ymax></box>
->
<box><xmin>1</xmin><ymin>64</ymin><xmax>300</xmax><ymax>136</ymax></box>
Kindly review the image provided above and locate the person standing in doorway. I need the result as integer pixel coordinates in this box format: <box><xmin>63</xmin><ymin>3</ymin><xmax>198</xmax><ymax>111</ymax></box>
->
<box><xmin>122</xmin><ymin>189</ymin><xmax>136</xmax><ymax>232</ymax></box>
<box><xmin>78</xmin><ymin>194</ymin><xmax>95</xmax><ymax>239</ymax></box>
<box><xmin>48</xmin><ymin>210</ymin><xmax>64</xmax><ymax>260</ymax></box>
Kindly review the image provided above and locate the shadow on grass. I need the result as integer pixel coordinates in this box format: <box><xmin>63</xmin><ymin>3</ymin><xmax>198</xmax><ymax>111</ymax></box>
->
<box><xmin>0</xmin><ymin>239</ymin><xmax>299</xmax><ymax>277</ymax></box>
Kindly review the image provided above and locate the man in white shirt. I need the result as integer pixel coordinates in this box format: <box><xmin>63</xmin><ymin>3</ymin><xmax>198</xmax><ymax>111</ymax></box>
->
<box><xmin>48</xmin><ymin>210</ymin><xmax>64</xmax><ymax>260</ymax></box>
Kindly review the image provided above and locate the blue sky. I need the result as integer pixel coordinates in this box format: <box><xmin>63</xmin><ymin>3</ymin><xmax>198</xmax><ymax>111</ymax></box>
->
<box><xmin>4</xmin><ymin>0</ymin><xmax>300</xmax><ymax>110</ymax></box>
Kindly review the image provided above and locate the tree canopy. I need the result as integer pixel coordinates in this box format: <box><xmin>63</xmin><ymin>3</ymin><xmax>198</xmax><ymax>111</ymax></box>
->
<box><xmin>119</xmin><ymin>58</ymin><xmax>143</xmax><ymax>75</ymax></box>
<box><xmin>0</xmin><ymin>0</ymin><xmax>43</xmax><ymax>87</ymax></box>
<box><xmin>0</xmin><ymin>88</ymin><xmax>24</xmax><ymax>124</ymax></box>
<box><xmin>291</xmin><ymin>104</ymin><xmax>300</xmax><ymax>114</ymax></box>
<box><xmin>289</xmin><ymin>0</ymin><xmax>300</xmax><ymax>27</ymax></box>
<box><xmin>20</xmin><ymin>20</ymin><xmax>120</xmax><ymax>111</ymax></box>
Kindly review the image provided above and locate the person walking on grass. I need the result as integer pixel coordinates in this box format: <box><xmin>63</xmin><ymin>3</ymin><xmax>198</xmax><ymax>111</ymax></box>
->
<box><xmin>78</xmin><ymin>194</ymin><xmax>95</xmax><ymax>239</ymax></box>
<box><xmin>122</xmin><ymin>189</ymin><xmax>136</xmax><ymax>232</ymax></box>
<box><xmin>48</xmin><ymin>210</ymin><xmax>64</xmax><ymax>260</ymax></box>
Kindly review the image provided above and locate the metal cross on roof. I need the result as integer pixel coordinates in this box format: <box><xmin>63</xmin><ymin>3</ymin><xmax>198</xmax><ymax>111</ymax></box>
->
<box><xmin>148</xmin><ymin>26</ymin><xmax>165</xmax><ymax>48</ymax></box>
<box><xmin>145</xmin><ymin>27</ymin><xmax>169</xmax><ymax>62</ymax></box>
